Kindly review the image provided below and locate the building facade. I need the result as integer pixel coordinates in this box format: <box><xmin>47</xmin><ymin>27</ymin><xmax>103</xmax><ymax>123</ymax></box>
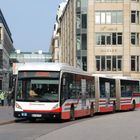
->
<box><xmin>59</xmin><ymin>0</ymin><xmax>140</xmax><ymax>78</ymax></box>
<box><xmin>51</xmin><ymin>1</ymin><xmax>67</xmax><ymax>62</ymax></box>
<box><xmin>0</xmin><ymin>9</ymin><xmax>15</xmax><ymax>91</ymax></box>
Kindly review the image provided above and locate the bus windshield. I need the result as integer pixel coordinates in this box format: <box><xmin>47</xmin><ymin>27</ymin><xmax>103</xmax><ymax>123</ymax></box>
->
<box><xmin>16</xmin><ymin>71</ymin><xmax>60</xmax><ymax>102</ymax></box>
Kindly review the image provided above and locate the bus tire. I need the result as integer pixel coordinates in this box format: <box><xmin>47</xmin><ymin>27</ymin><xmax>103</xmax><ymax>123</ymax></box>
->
<box><xmin>70</xmin><ymin>106</ymin><xmax>75</xmax><ymax>121</ymax></box>
<box><xmin>132</xmin><ymin>100</ymin><xmax>136</xmax><ymax>111</ymax></box>
<box><xmin>90</xmin><ymin>103</ymin><xmax>94</xmax><ymax>117</ymax></box>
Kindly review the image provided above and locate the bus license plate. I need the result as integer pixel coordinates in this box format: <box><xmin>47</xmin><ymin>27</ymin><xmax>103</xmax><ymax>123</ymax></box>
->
<box><xmin>32</xmin><ymin>114</ymin><xmax>42</xmax><ymax>117</ymax></box>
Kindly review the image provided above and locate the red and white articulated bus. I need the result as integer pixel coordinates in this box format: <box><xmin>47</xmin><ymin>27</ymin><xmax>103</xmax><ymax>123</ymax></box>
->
<box><xmin>13</xmin><ymin>63</ymin><xmax>140</xmax><ymax>121</ymax></box>
<box><xmin>14</xmin><ymin>63</ymin><xmax>95</xmax><ymax>121</ymax></box>
<box><xmin>93</xmin><ymin>75</ymin><xmax>140</xmax><ymax>113</ymax></box>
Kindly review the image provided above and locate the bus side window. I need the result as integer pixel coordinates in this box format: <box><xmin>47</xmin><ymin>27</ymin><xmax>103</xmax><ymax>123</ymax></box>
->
<box><xmin>121</xmin><ymin>86</ymin><xmax>126</xmax><ymax>97</ymax></box>
<box><xmin>110</xmin><ymin>84</ymin><xmax>116</xmax><ymax>98</ymax></box>
<box><xmin>61</xmin><ymin>73</ymin><xmax>75</xmax><ymax>100</ymax></box>
<box><xmin>100</xmin><ymin>84</ymin><xmax>106</xmax><ymax>98</ymax></box>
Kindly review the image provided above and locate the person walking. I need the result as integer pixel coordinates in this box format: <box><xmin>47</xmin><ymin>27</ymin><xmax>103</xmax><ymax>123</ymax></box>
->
<box><xmin>7</xmin><ymin>88</ymin><xmax>14</xmax><ymax>106</ymax></box>
<box><xmin>0</xmin><ymin>90</ymin><xmax>5</xmax><ymax>106</ymax></box>
<box><xmin>7</xmin><ymin>91</ymin><xmax>11</xmax><ymax>106</ymax></box>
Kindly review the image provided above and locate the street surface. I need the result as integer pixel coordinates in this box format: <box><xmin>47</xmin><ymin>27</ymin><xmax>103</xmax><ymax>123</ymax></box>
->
<box><xmin>0</xmin><ymin>106</ymin><xmax>15</xmax><ymax>125</ymax></box>
<box><xmin>0</xmin><ymin>109</ymin><xmax>140</xmax><ymax>140</ymax></box>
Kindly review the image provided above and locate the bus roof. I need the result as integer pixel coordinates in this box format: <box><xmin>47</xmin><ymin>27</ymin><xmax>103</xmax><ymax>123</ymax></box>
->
<box><xmin>113</xmin><ymin>76</ymin><xmax>140</xmax><ymax>81</ymax></box>
<box><xmin>92</xmin><ymin>74</ymin><xmax>140</xmax><ymax>81</ymax></box>
<box><xmin>16</xmin><ymin>62</ymin><xmax>90</xmax><ymax>76</ymax></box>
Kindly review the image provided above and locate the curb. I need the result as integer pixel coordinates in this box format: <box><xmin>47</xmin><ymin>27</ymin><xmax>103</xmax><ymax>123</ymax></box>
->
<box><xmin>0</xmin><ymin>118</ymin><xmax>25</xmax><ymax>126</ymax></box>
<box><xmin>0</xmin><ymin>120</ymin><xmax>15</xmax><ymax>126</ymax></box>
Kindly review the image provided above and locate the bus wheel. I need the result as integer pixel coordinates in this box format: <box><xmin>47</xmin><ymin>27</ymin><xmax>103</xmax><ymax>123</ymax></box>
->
<box><xmin>70</xmin><ymin>106</ymin><xmax>75</xmax><ymax>121</ymax></box>
<box><xmin>90</xmin><ymin>103</ymin><xmax>94</xmax><ymax>117</ymax></box>
<box><xmin>132</xmin><ymin>100</ymin><xmax>136</xmax><ymax>111</ymax></box>
<box><xmin>113</xmin><ymin>102</ymin><xmax>116</xmax><ymax>113</ymax></box>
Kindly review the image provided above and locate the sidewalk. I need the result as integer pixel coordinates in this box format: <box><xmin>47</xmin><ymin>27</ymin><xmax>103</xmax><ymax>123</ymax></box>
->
<box><xmin>0</xmin><ymin>106</ymin><xmax>15</xmax><ymax>125</ymax></box>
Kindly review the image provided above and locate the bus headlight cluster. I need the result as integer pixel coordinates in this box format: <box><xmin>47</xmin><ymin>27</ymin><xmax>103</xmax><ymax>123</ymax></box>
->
<box><xmin>15</xmin><ymin>103</ymin><xmax>22</xmax><ymax>110</ymax></box>
<box><xmin>52</xmin><ymin>104</ymin><xmax>58</xmax><ymax>110</ymax></box>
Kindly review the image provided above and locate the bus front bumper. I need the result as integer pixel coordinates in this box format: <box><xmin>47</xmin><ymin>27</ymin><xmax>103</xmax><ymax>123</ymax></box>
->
<box><xmin>14</xmin><ymin>111</ymin><xmax>61</xmax><ymax>119</ymax></box>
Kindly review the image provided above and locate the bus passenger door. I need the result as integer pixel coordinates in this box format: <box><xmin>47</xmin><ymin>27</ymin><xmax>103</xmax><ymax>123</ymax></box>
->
<box><xmin>105</xmin><ymin>82</ymin><xmax>110</xmax><ymax>107</ymax></box>
<box><xmin>81</xmin><ymin>79</ymin><xmax>87</xmax><ymax>109</ymax></box>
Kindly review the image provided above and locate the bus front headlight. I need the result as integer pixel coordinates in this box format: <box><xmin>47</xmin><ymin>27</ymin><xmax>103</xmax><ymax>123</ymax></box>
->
<box><xmin>15</xmin><ymin>103</ymin><xmax>22</xmax><ymax>110</ymax></box>
<box><xmin>52</xmin><ymin>104</ymin><xmax>58</xmax><ymax>110</ymax></box>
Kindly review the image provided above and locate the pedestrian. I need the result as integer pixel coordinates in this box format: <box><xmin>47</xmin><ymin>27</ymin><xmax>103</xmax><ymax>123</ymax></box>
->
<box><xmin>0</xmin><ymin>90</ymin><xmax>5</xmax><ymax>106</ymax></box>
<box><xmin>9</xmin><ymin>87</ymin><xmax>15</xmax><ymax>107</ymax></box>
<box><xmin>7</xmin><ymin>91</ymin><xmax>12</xmax><ymax>106</ymax></box>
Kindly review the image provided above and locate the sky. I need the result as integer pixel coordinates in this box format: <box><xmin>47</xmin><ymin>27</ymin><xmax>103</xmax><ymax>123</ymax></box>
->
<box><xmin>0</xmin><ymin>0</ymin><xmax>63</xmax><ymax>52</ymax></box>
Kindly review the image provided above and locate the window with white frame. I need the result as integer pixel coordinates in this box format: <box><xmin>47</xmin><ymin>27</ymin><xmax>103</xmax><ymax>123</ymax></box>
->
<box><xmin>95</xmin><ymin>12</ymin><xmax>100</xmax><ymax>24</ymax></box>
<box><xmin>96</xmin><ymin>56</ymin><xmax>122</xmax><ymax>71</ymax></box>
<box><xmin>131</xmin><ymin>11</ymin><xmax>140</xmax><ymax>24</ymax></box>
<box><xmin>106</xmin><ymin>12</ymin><xmax>111</xmax><ymax>24</ymax></box>
<box><xmin>96</xmin><ymin>32</ymin><xmax>122</xmax><ymax>46</ymax></box>
<box><xmin>76</xmin><ymin>14</ymin><xmax>81</xmax><ymax>29</ymax></box>
<box><xmin>131</xmin><ymin>56</ymin><xmax>139</xmax><ymax>71</ymax></box>
<box><xmin>101</xmin><ymin>12</ymin><xmax>106</xmax><ymax>24</ymax></box>
<box><xmin>76</xmin><ymin>0</ymin><xmax>81</xmax><ymax>8</ymax></box>
<box><xmin>131</xmin><ymin>33</ymin><xmax>139</xmax><ymax>46</ymax></box>
<box><xmin>76</xmin><ymin>35</ymin><xmax>81</xmax><ymax>50</ymax></box>
<box><xmin>95</xmin><ymin>11</ymin><xmax>123</xmax><ymax>24</ymax></box>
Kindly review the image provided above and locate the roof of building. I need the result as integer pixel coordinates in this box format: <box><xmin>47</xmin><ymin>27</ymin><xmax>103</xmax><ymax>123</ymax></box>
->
<box><xmin>0</xmin><ymin>9</ymin><xmax>13</xmax><ymax>42</ymax></box>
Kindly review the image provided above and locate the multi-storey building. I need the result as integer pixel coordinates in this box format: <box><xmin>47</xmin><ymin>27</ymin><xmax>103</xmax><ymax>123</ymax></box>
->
<box><xmin>0</xmin><ymin>9</ymin><xmax>15</xmax><ymax>90</ymax></box>
<box><xmin>59</xmin><ymin>0</ymin><xmax>140</xmax><ymax>78</ymax></box>
<box><xmin>51</xmin><ymin>1</ymin><xmax>67</xmax><ymax>62</ymax></box>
